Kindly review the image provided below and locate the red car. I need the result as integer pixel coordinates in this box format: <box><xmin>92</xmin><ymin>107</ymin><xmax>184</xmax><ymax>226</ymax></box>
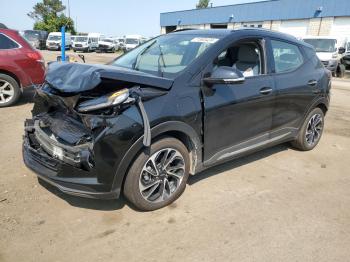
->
<box><xmin>0</xmin><ymin>28</ymin><xmax>45</xmax><ymax>107</ymax></box>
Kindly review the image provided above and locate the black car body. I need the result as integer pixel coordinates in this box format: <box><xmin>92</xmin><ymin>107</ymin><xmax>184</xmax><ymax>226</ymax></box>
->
<box><xmin>23</xmin><ymin>29</ymin><xmax>331</xmax><ymax>210</ymax></box>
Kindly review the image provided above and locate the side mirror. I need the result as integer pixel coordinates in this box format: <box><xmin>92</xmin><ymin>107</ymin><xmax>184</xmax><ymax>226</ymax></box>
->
<box><xmin>203</xmin><ymin>66</ymin><xmax>245</xmax><ymax>86</ymax></box>
<box><xmin>338</xmin><ymin>47</ymin><xmax>346</xmax><ymax>54</ymax></box>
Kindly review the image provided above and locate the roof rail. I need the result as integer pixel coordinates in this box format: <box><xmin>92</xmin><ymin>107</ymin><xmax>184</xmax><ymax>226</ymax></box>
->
<box><xmin>172</xmin><ymin>28</ymin><xmax>196</xmax><ymax>32</ymax></box>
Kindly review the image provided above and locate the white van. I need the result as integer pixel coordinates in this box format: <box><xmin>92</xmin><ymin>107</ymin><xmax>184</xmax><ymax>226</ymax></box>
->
<box><xmin>46</xmin><ymin>32</ymin><xmax>71</xmax><ymax>51</ymax></box>
<box><xmin>72</xmin><ymin>33</ymin><xmax>105</xmax><ymax>52</ymax></box>
<box><xmin>303</xmin><ymin>36</ymin><xmax>347</xmax><ymax>77</ymax></box>
<box><xmin>124</xmin><ymin>35</ymin><xmax>146</xmax><ymax>52</ymax></box>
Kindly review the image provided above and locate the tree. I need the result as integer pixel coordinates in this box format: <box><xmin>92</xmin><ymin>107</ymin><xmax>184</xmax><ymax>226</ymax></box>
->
<box><xmin>27</xmin><ymin>0</ymin><xmax>76</xmax><ymax>34</ymax></box>
<box><xmin>196</xmin><ymin>0</ymin><xmax>210</xmax><ymax>9</ymax></box>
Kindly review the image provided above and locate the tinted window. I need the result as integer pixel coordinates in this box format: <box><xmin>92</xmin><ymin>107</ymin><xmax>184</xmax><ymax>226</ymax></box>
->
<box><xmin>0</xmin><ymin>34</ymin><xmax>19</xmax><ymax>49</ymax></box>
<box><xmin>271</xmin><ymin>40</ymin><xmax>303</xmax><ymax>73</ymax></box>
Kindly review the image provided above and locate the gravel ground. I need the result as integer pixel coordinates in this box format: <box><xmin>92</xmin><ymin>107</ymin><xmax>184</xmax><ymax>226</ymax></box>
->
<box><xmin>0</xmin><ymin>51</ymin><xmax>350</xmax><ymax>262</ymax></box>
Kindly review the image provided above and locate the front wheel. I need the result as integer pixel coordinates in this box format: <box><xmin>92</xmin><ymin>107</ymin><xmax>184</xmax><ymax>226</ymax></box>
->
<box><xmin>336</xmin><ymin>64</ymin><xmax>346</xmax><ymax>78</ymax></box>
<box><xmin>291</xmin><ymin>108</ymin><xmax>324</xmax><ymax>151</ymax></box>
<box><xmin>124</xmin><ymin>137</ymin><xmax>190</xmax><ymax>211</ymax></box>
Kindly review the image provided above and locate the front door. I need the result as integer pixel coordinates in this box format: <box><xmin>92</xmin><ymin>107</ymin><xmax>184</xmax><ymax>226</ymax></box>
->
<box><xmin>202</xmin><ymin>39</ymin><xmax>275</xmax><ymax>165</ymax></box>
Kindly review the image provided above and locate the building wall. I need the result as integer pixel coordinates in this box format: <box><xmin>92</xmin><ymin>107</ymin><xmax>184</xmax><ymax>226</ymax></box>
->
<box><xmin>161</xmin><ymin>16</ymin><xmax>347</xmax><ymax>39</ymax></box>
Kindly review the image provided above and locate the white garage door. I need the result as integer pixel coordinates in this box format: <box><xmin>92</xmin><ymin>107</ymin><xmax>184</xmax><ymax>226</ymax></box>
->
<box><xmin>331</xmin><ymin>17</ymin><xmax>350</xmax><ymax>39</ymax></box>
<box><xmin>279</xmin><ymin>20</ymin><xmax>308</xmax><ymax>38</ymax></box>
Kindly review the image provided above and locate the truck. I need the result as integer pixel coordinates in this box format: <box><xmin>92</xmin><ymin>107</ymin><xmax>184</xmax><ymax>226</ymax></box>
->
<box><xmin>22</xmin><ymin>30</ymin><xmax>48</xmax><ymax>50</ymax></box>
<box><xmin>46</xmin><ymin>32</ymin><xmax>71</xmax><ymax>51</ymax></box>
<box><xmin>72</xmin><ymin>33</ymin><xmax>105</xmax><ymax>52</ymax></box>
<box><xmin>302</xmin><ymin>36</ymin><xmax>346</xmax><ymax>78</ymax></box>
<box><xmin>124</xmin><ymin>35</ymin><xmax>146</xmax><ymax>52</ymax></box>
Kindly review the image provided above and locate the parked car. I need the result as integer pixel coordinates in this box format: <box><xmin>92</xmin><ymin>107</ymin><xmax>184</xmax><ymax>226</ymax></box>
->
<box><xmin>72</xmin><ymin>33</ymin><xmax>105</xmax><ymax>52</ymax></box>
<box><xmin>342</xmin><ymin>41</ymin><xmax>350</xmax><ymax>70</ymax></box>
<box><xmin>70</xmin><ymin>35</ymin><xmax>77</xmax><ymax>46</ymax></box>
<box><xmin>124</xmin><ymin>35</ymin><xmax>146</xmax><ymax>52</ymax></box>
<box><xmin>0</xmin><ymin>28</ymin><xmax>45</xmax><ymax>107</ymax></box>
<box><xmin>23</xmin><ymin>29</ymin><xmax>330</xmax><ymax>210</ymax></box>
<box><xmin>97</xmin><ymin>38</ymin><xmax>118</xmax><ymax>52</ymax></box>
<box><xmin>22</xmin><ymin>30</ymin><xmax>48</xmax><ymax>50</ymax></box>
<box><xmin>302</xmin><ymin>36</ymin><xmax>346</xmax><ymax>77</ymax></box>
<box><xmin>46</xmin><ymin>32</ymin><xmax>71</xmax><ymax>50</ymax></box>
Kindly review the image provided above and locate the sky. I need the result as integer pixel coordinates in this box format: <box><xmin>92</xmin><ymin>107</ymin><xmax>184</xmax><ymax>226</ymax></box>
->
<box><xmin>0</xmin><ymin>0</ymin><xmax>264</xmax><ymax>37</ymax></box>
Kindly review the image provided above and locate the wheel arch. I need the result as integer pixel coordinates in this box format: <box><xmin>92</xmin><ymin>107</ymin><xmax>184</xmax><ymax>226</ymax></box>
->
<box><xmin>111</xmin><ymin>121</ymin><xmax>203</xmax><ymax>197</ymax></box>
<box><xmin>0</xmin><ymin>69</ymin><xmax>21</xmax><ymax>88</ymax></box>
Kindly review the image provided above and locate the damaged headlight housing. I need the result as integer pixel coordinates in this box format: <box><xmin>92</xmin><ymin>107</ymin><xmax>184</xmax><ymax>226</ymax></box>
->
<box><xmin>77</xmin><ymin>88</ymin><xmax>130</xmax><ymax>113</ymax></box>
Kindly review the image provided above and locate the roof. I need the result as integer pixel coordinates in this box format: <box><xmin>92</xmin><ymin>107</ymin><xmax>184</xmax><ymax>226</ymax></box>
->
<box><xmin>169</xmin><ymin>28</ymin><xmax>308</xmax><ymax>46</ymax></box>
<box><xmin>160</xmin><ymin>0</ymin><xmax>350</xmax><ymax>26</ymax></box>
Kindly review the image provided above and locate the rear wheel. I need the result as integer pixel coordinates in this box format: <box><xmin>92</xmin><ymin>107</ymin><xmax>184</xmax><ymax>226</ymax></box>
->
<box><xmin>124</xmin><ymin>137</ymin><xmax>190</xmax><ymax>211</ymax></box>
<box><xmin>0</xmin><ymin>74</ymin><xmax>21</xmax><ymax>107</ymax></box>
<box><xmin>291</xmin><ymin>108</ymin><xmax>324</xmax><ymax>151</ymax></box>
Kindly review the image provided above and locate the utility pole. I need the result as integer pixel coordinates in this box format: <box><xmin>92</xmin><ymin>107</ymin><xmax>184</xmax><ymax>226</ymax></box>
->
<box><xmin>67</xmin><ymin>0</ymin><xmax>71</xmax><ymax>18</ymax></box>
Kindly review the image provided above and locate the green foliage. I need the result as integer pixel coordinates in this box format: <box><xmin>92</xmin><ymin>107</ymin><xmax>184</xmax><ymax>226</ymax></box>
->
<box><xmin>28</xmin><ymin>0</ymin><xmax>76</xmax><ymax>34</ymax></box>
<box><xmin>196</xmin><ymin>0</ymin><xmax>210</xmax><ymax>9</ymax></box>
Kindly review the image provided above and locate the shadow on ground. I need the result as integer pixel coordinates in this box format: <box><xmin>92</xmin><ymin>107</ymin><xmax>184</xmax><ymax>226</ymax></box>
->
<box><xmin>37</xmin><ymin>143</ymin><xmax>290</xmax><ymax>211</ymax></box>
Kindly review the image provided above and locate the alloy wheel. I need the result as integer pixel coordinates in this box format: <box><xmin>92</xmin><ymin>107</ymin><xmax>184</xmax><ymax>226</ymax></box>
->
<box><xmin>139</xmin><ymin>148</ymin><xmax>186</xmax><ymax>203</ymax></box>
<box><xmin>0</xmin><ymin>80</ymin><xmax>15</xmax><ymax>104</ymax></box>
<box><xmin>305</xmin><ymin>113</ymin><xmax>323</xmax><ymax>146</ymax></box>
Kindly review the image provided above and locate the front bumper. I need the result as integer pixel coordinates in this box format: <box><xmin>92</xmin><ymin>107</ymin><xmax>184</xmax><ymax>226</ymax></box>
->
<box><xmin>22</xmin><ymin>119</ymin><xmax>118</xmax><ymax>199</ymax></box>
<box><xmin>73</xmin><ymin>46</ymin><xmax>89</xmax><ymax>52</ymax></box>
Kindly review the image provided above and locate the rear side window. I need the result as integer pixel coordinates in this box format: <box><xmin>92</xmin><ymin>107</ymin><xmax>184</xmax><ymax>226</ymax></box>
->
<box><xmin>0</xmin><ymin>34</ymin><xmax>20</xmax><ymax>49</ymax></box>
<box><xmin>271</xmin><ymin>40</ymin><xmax>303</xmax><ymax>73</ymax></box>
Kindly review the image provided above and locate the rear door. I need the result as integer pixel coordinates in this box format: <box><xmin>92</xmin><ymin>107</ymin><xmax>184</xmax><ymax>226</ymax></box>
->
<box><xmin>268</xmin><ymin>38</ymin><xmax>323</xmax><ymax>133</ymax></box>
<box><xmin>202</xmin><ymin>37</ymin><xmax>276</xmax><ymax>165</ymax></box>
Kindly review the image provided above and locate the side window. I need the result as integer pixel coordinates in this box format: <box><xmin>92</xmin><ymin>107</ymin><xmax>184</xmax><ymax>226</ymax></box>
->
<box><xmin>271</xmin><ymin>40</ymin><xmax>303</xmax><ymax>73</ymax></box>
<box><xmin>0</xmin><ymin>34</ymin><xmax>19</xmax><ymax>49</ymax></box>
<box><xmin>214</xmin><ymin>41</ymin><xmax>263</xmax><ymax>77</ymax></box>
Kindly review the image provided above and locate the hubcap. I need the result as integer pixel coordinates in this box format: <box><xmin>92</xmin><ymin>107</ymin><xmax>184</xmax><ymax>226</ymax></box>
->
<box><xmin>305</xmin><ymin>113</ymin><xmax>323</xmax><ymax>146</ymax></box>
<box><xmin>139</xmin><ymin>148</ymin><xmax>185</xmax><ymax>203</ymax></box>
<box><xmin>0</xmin><ymin>80</ymin><xmax>14</xmax><ymax>104</ymax></box>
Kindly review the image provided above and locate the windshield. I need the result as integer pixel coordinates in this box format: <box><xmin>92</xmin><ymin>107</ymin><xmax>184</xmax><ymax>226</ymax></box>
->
<box><xmin>104</xmin><ymin>39</ymin><xmax>114</xmax><ymax>43</ymax></box>
<box><xmin>24</xmin><ymin>31</ymin><xmax>40</xmax><ymax>41</ymax></box>
<box><xmin>112</xmin><ymin>34</ymin><xmax>220</xmax><ymax>78</ymax></box>
<box><xmin>75</xmin><ymin>36</ymin><xmax>88</xmax><ymax>42</ymax></box>
<box><xmin>304</xmin><ymin>39</ymin><xmax>337</xmax><ymax>52</ymax></box>
<box><xmin>48</xmin><ymin>35</ymin><xmax>61</xmax><ymax>41</ymax></box>
<box><xmin>126</xmin><ymin>38</ymin><xmax>139</xmax><ymax>45</ymax></box>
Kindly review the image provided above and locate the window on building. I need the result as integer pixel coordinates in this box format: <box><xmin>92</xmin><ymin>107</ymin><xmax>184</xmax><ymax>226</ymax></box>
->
<box><xmin>0</xmin><ymin>34</ymin><xmax>19</xmax><ymax>49</ymax></box>
<box><xmin>271</xmin><ymin>40</ymin><xmax>303</xmax><ymax>73</ymax></box>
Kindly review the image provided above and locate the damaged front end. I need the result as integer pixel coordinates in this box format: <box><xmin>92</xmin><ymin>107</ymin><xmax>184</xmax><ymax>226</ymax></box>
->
<box><xmin>23</xmin><ymin>62</ymin><xmax>170</xmax><ymax>198</ymax></box>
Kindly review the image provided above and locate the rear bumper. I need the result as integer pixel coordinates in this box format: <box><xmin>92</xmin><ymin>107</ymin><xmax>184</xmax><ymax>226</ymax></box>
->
<box><xmin>22</xmin><ymin>119</ymin><xmax>119</xmax><ymax>199</ymax></box>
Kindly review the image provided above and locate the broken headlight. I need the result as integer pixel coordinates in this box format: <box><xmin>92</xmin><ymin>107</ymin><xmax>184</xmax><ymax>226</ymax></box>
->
<box><xmin>77</xmin><ymin>89</ymin><xmax>130</xmax><ymax>113</ymax></box>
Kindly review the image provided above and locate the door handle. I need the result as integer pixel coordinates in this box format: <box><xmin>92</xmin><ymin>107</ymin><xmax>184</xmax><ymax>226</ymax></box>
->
<box><xmin>259</xmin><ymin>87</ymin><xmax>272</xmax><ymax>95</ymax></box>
<box><xmin>308</xmin><ymin>80</ymin><xmax>318</xmax><ymax>86</ymax></box>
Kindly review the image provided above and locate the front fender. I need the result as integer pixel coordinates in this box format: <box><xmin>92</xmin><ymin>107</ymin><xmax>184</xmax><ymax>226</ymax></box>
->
<box><xmin>110</xmin><ymin>120</ymin><xmax>202</xmax><ymax>197</ymax></box>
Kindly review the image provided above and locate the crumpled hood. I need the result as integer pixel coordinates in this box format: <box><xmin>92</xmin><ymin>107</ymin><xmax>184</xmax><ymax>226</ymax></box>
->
<box><xmin>45</xmin><ymin>62</ymin><xmax>174</xmax><ymax>93</ymax></box>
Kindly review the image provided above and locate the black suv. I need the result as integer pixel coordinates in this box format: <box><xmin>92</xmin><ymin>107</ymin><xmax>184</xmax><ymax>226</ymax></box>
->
<box><xmin>23</xmin><ymin>29</ymin><xmax>331</xmax><ymax>211</ymax></box>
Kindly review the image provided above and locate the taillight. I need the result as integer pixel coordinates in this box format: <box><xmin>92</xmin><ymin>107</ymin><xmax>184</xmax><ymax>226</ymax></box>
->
<box><xmin>26</xmin><ymin>51</ymin><xmax>42</xmax><ymax>60</ymax></box>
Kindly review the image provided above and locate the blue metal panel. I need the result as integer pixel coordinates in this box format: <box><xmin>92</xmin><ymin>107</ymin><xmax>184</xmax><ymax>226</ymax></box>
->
<box><xmin>160</xmin><ymin>0</ymin><xmax>350</xmax><ymax>26</ymax></box>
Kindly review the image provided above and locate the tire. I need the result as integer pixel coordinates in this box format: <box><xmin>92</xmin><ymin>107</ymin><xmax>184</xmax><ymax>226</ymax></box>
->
<box><xmin>291</xmin><ymin>108</ymin><xmax>324</xmax><ymax>151</ymax></box>
<box><xmin>0</xmin><ymin>74</ymin><xmax>21</xmax><ymax>107</ymax></box>
<box><xmin>124</xmin><ymin>137</ymin><xmax>190</xmax><ymax>211</ymax></box>
<box><xmin>336</xmin><ymin>64</ymin><xmax>346</xmax><ymax>78</ymax></box>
